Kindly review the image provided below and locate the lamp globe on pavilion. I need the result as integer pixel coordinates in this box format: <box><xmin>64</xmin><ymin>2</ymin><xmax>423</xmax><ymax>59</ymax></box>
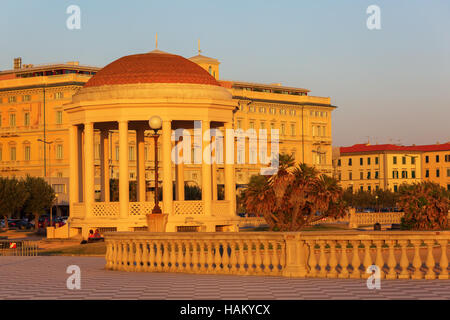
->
<box><xmin>149</xmin><ymin>115</ymin><xmax>162</xmax><ymax>134</ymax></box>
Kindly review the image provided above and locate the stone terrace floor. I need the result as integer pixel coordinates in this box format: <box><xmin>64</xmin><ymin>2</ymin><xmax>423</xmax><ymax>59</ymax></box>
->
<box><xmin>0</xmin><ymin>256</ymin><xmax>449</xmax><ymax>300</ymax></box>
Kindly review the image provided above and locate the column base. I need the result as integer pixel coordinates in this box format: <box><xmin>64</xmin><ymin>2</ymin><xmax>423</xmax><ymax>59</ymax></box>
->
<box><xmin>146</xmin><ymin>214</ymin><xmax>169</xmax><ymax>232</ymax></box>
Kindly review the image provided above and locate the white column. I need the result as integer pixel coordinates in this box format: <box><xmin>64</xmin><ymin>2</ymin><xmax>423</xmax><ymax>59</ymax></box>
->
<box><xmin>119</xmin><ymin>121</ymin><xmax>129</xmax><ymax>218</ymax></box>
<box><xmin>211</xmin><ymin>134</ymin><xmax>218</xmax><ymax>201</ymax></box>
<box><xmin>224</xmin><ymin>122</ymin><xmax>236</xmax><ymax>216</ymax></box>
<box><xmin>84</xmin><ymin>122</ymin><xmax>95</xmax><ymax>217</ymax></box>
<box><xmin>69</xmin><ymin>125</ymin><xmax>79</xmax><ymax>206</ymax></box>
<box><xmin>100</xmin><ymin>129</ymin><xmax>110</xmax><ymax>202</ymax></box>
<box><xmin>162</xmin><ymin>120</ymin><xmax>173</xmax><ymax>215</ymax></box>
<box><xmin>175</xmin><ymin>139</ymin><xmax>185</xmax><ymax>201</ymax></box>
<box><xmin>136</xmin><ymin>127</ymin><xmax>146</xmax><ymax>202</ymax></box>
<box><xmin>202</xmin><ymin>120</ymin><xmax>212</xmax><ymax>216</ymax></box>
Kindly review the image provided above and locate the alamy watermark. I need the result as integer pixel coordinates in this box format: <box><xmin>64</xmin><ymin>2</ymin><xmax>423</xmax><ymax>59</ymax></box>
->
<box><xmin>366</xmin><ymin>265</ymin><xmax>381</xmax><ymax>289</ymax></box>
<box><xmin>366</xmin><ymin>5</ymin><xmax>381</xmax><ymax>30</ymax></box>
<box><xmin>66</xmin><ymin>265</ymin><xmax>81</xmax><ymax>290</ymax></box>
<box><xmin>66</xmin><ymin>5</ymin><xmax>81</xmax><ymax>30</ymax></box>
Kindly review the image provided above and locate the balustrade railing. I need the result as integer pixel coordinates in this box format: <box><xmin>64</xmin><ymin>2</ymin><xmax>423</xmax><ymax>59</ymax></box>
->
<box><xmin>173</xmin><ymin>201</ymin><xmax>204</xmax><ymax>215</ymax></box>
<box><xmin>92</xmin><ymin>202</ymin><xmax>119</xmax><ymax>217</ymax></box>
<box><xmin>105</xmin><ymin>231</ymin><xmax>449</xmax><ymax>280</ymax></box>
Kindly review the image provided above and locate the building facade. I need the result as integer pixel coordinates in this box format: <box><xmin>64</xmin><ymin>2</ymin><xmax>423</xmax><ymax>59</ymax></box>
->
<box><xmin>334</xmin><ymin>143</ymin><xmax>450</xmax><ymax>192</ymax></box>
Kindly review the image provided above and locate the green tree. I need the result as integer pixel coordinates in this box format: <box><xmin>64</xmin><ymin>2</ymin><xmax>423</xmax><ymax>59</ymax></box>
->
<box><xmin>243</xmin><ymin>154</ymin><xmax>348</xmax><ymax>231</ymax></box>
<box><xmin>0</xmin><ymin>177</ymin><xmax>28</xmax><ymax>229</ymax></box>
<box><xmin>185</xmin><ymin>185</ymin><xmax>202</xmax><ymax>200</ymax></box>
<box><xmin>398</xmin><ymin>182</ymin><xmax>449</xmax><ymax>230</ymax></box>
<box><xmin>23</xmin><ymin>176</ymin><xmax>55</xmax><ymax>230</ymax></box>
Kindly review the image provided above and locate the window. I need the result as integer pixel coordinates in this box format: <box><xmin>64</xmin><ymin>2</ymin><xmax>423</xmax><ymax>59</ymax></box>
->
<box><xmin>445</xmin><ymin>154</ymin><xmax>449</xmax><ymax>162</ymax></box>
<box><xmin>129</xmin><ymin>146</ymin><xmax>135</xmax><ymax>161</ymax></box>
<box><xmin>349</xmin><ymin>172</ymin><xmax>352</xmax><ymax>180</ymax></box>
<box><xmin>393</xmin><ymin>156</ymin><xmax>397</xmax><ymax>165</ymax></box>
<box><xmin>56</xmin><ymin>111</ymin><xmax>63</xmax><ymax>124</ymax></box>
<box><xmin>290</xmin><ymin>109</ymin><xmax>296</xmax><ymax>116</ymax></box>
<box><xmin>348</xmin><ymin>158</ymin><xmax>352</xmax><ymax>166</ymax></box>
<box><xmin>24</xmin><ymin>146</ymin><xmax>31</xmax><ymax>161</ymax></box>
<box><xmin>10</xmin><ymin>147</ymin><xmax>16</xmax><ymax>161</ymax></box>
<box><xmin>270</xmin><ymin>123</ymin><xmax>275</xmax><ymax>131</ymax></box>
<box><xmin>259</xmin><ymin>107</ymin><xmax>266</xmax><ymax>113</ymax></box>
<box><xmin>23</xmin><ymin>95</ymin><xmax>31</xmax><ymax>102</ymax></box>
<box><xmin>394</xmin><ymin>185</ymin><xmax>398</xmax><ymax>192</ymax></box>
<box><xmin>392</xmin><ymin>170</ymin><xmax>399</xmax><ymax>179</ymax></box>
<box><xmin>56</xmin><ymin>144</ymin><xmax>63</xmax><ymax>160</ymax></box>
<box><xmin>402</xmin><ymin>171</ymin><xmax>408</xmax><ymax>179</ymax></box>
<box><xmin>425</xmin><ymin>155</ymin><xmax>429</xmax><ymax>163</ymax></box>
<box><xmin>260</xmin><ymin>122</ymin><xmax>266</xmax><ymax>130</ymax></box>
<box><xmin>411</xmin><ymin>157</ymin><xmax>416</xmax><ymax>165</ymax></box>
<box><xmin>249</xmin><ymin>121</ymin><xmax>255</xmax><ymax>130</ymax></box>
<box><xmin>52</xmin><ymin>184</ymin><xmax>65</xmax><ymax>193</ymax></box>
<box><xmin>375</xmin><ymin>157</ymin><xmax>379</xmax><ymax>165</ymax></box>
<box><xmin>8</xmin><ymin>96</ymin><xmax>16</xmax><ymax>103</ymax></box>
<box><xmin>338</xmin><ymin>172</ymin><xmax>341</xmax><ymax>180</ymax></box>
<box><xmin>367</xmin><ymin>172</ymin><xmax>371</xmax><ymax>179</ymax></box>
<box><xmin>290</xmin><ymin>124</ymin><xmax>295</xmax><ymax>136</ymax></box>
<box><xmin>360</xmin><ymin>172</ymin><xmax>364</xmax><ymax>180</ymax></box>
<box><xmin>367</xmin><ymin>157</ymin><xmax>371</xmax><ymax>165</ymax></box>
<box><xmin>375</xmin><ymin>171</ymin><xmax>379</xmax><ymax>179</ymax></box>
<box><xmin>376</xmin><ymin>185</ymin><xmax>380</xmax><ymax>191</ymax></box>
<box><xmin>412</xmin><ymin>170</ymin><xmax>416</xmax><ymax>178</ymax></box>
<box><xmin>447</xmin><ymin>169</ymin><xmax>450</xmax><ymax>177</ymax></box>
<box><xmin>337</xmin><ymin>159</ymin><xmax>341</xmax><ymax>166</ymax></box>
<box><xmin>360</xmin><ymin>158</ymin><xmax>363</xmax><ymax>165</ymax></box>
<box><xmin>436</xmin><ymin>169</ymin><xmax>440</xmax><ymax>178</ymax></box>
<box><xmin>115</xmin><ymin>146</ymin><xmax>119</xmax><ymax>161</ymax></box>
<box><xmin>281</xmin><ymin>123</ymin><xmax>286</xmax><ymax>135</ymax></box>
<box><xmin>237</xmin><ymin>120</ymin><xmax>242</xmax><ymax>129</ymax></box>
<box><xmin>360</xmin><ymin>186</ymin><xmax>364</xmax><ymax>191</ymax></box>
<box><xmin>24</xmin><ymin>112</ymin><xmax>30</xmax><ymax>126</ymax></box>
<box><xmin>9</xmin><ymin>113</ymin><xmax>16</xmax><ymax>127</ymax></box>
<box><xmin>436</xmin><ymin>155</ymin><xmax>440</xmax><ymax>163</ymax></box>
<box><xmin>54</xmin><ymin>92</ymin><xmax>64</xmax><ymax>99</ymax></box>
<box><xmin>368</xmin><ymin>186</ymin><xmax>371</xmax><ymax>192</ymax></box>
<box><xmin>425</xmin><ymin>169</ymin><xmax>429</xmax><ymax>178</ymax></box>
<box><xmin>402</xmin><ymin>157</ymin><xmax>406</xmax><ymax>165</ymax></box>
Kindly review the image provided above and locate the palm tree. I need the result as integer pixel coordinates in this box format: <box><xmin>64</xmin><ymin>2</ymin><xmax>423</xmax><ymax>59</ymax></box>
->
<box><xmin>398</xmin><ymin>182</ymin><xmax>449</xmax><ymax>230</ymax></box>
<box><xmin>243</xmin><ymin>154</ymin><xmax>348</xmax><ymax>231</ymax></box>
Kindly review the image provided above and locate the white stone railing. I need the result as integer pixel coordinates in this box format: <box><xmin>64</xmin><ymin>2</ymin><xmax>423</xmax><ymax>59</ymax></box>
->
<box><xmin>129</xmin><ymin>202</ymin><xmax>161</xmax><ymax>216</ymax></box>
<box><xmin>173</xmin><ymin>201</ymin><xmax>204</xmax><ymax>215</ymax></box>
<box><xmin>92</xmin><ymin>202</ymin><xmax>119</xmax><ymax>217</ymax></box>
<box><xmin>105</xmin><ymin>231</ymin><xmax>449</xmax><ymax>280</ymax></box>
<box><xmin>212</xmin><ymin>200</ymin><xmax>230</xmax><ymax>216</ymax></box>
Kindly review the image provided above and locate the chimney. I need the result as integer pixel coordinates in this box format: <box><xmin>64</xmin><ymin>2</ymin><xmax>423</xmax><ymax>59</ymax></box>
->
<box><xmin>13</xmin><ymin>57</ymin><xmax>22</xmax><ymax>70</ymax></box>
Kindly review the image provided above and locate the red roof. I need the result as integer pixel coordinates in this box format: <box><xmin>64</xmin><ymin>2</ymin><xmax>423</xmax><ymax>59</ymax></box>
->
<box><xmin>84</xmin><ymin>52</ymin><xmax>220</xmax><ymax>88</ymax></box>
<box><xmin>340</xmin><ymin>143</ymin><xmax>450</xmax><ymax>154</ymax></box>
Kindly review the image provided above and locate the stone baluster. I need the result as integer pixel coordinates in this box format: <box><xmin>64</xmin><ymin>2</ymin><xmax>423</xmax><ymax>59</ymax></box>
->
<box><xmin>307</xmin><ymin>241</ymin><xmax>318</xmax><ymax>277</ymax></box>
<box><xmin>318</xmin><ymin>240</ymin><xmax>328</xmax><ymax>277</ymax></box>
<box><xmin>411</xmin><ymin>240</ymin><xmax>423</xmax><ymax>279</ymax></box>
<box><xmin>438</xmin><ymin>239</ymin><xmax>448</xmax><ymax>279</ymax></box>
<box><xmin>134</xmin><ymin>241</ymin><xmax>142</xmax><ymax>272</ymax></box>
<box><xmin>279</xmin><ymin>241</ymin><xmax>286</xmax><ymax>270</ymax></box>
<box><xmin>192</xmin><ymin>241</ymin><xmax>200</xmax><ymax>273</ymax></box>
<box><xmin>123</xmin><ymin>242</ymin><xmax>130</xmax><ymax>271</ymax></box>
<box><xmin>271</xmin><ymin>241</ymin><xmax>280</xmax><ymax>275</ymax></box>
<box><xmin>168</xmin><ymin>242</ymin><xmax>176</xmax><ymax>273</ymax></box>
<box><xmin>110</xmin><ymin>241</ymin><xmax>117</xmax><ymax>270</ymax></box>
<box><xmin>350</xmin><ymin>240</ymin><xmax>361</xmax><ymax>278</ymax></box>
<box><xmin>386</xmin><ymin>240</ymin><xmax>397</xmax><ymax>279</ymax></box>
<box><xmin>237</xmin><ymin>240</ymin><xmax>245</xmax><ymax>275</ymax></box>
<box><xmin>263</xmin><ymin>240</ymin><xmax>271</xmax><ymax>274</ymax></box>
<box><xmin>374</xmin><ymin>240</ymin><xmax>385</xmax><ymax>279</ymax></box>
<box><xmin>141</xmin><ymin>241</ymin><xmax>149</xmax><ymax>272</ymax></box>
<box><xmin>246</xmin><ymin>241</ymin><xmax>254</xmax><ymax>275</ymax></box>
<box><xmin>148</xmin><ymin>241</ymin><xmax>156</xmax><ymax>271</ymax></box>
<box><xmin>328</xmin><ymin>240</ymin><xmax>338</xmax><ymax>278</ymax></box>
<box><xmin>199</xmin><ymin>241</ymin><xmax>207</xmax><ymax>273</ymax></box>
<box><xmin>224</xmin><ymin>241</ymin><xmax>232</xmax><ymax>273</ymax></box>
<box><xmin>228</xmin><ymin>241</ymin><xmax>237</xmax><ymax>273</ymax></box>
<box><xmin>162</xmin><ymin>241</ymin><xmax>170</xmax><ymax>272</ymax></box>
<box><xmin>424</xmin><ymin>240</ymin><xmax>436</xmax><ymax>279</ymax></box>
<box><xmin>185</xmin><ymin>241</ymin><xmax>192</xmax><ymax>273</ymax></box>
<box><xmin>254</xmin><ymin>240</ymin><xmax>263</xmax><ymax>274</ymax></box>
<box><xmin>339</xmin><ymin>240</ymin><xmax>350</xmax><ymax>278</ymax></box>
<box><xmin>362</xmin><ymin>240</ymin><xmax>373</xmax><ymax>279</ymax></box>
<box><xmin>155</xmin><ymin>241</ymin><xmax>163</xmax><ymax>271</ymax></box>
<box><xmin>105</xmin><ymin>241</ymin><xmax>112</xmax><ymax>269</ymax></box>
<box><xmin>206</xmin><ymin>241</ymin><xmax>214</xmax><ymax>274</ymax></box>
<box><xmin>398</xmin><ymin>240</ymin><xmax>410</xmax><ymax>279</ymax></box>
<box><xmin>178</xmin><ymin>241</ymin><xmax>186</xmax><ymax>272</ymax></box>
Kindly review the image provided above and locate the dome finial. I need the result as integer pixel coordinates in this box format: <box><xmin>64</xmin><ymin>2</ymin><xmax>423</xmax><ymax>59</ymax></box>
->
<box><xmin>198</xmin><ymin>39</ymin><xmax>201</xmax><ymax>55</ymax></box>
<box><xmin>156</xmin><ymin>33</ymin><xmax>158</xmax><ymax>49</ymax></box>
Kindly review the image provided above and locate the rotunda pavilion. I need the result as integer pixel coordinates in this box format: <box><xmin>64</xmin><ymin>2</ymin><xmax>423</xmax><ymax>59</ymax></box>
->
<box><xmin>64</xmin><ymin>50</ymin><xmax>240</xmax><ymax>236</ymax></box>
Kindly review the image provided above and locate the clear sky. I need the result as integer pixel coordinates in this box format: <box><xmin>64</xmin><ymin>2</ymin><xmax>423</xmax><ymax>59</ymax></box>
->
<box><xmin>1</xmin><ymin>0</ymin><xmax>449</xmax><ymax>147</ymax></box>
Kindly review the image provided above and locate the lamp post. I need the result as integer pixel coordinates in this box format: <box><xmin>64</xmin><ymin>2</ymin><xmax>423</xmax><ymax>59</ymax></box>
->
<box><xmin>149</xmin><ymin>116</ymin><xmax>162</xmax><ymax>214</ymax></box>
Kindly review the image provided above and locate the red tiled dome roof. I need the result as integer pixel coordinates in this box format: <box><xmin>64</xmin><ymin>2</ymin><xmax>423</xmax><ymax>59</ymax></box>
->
<box><xmin>84</xmin><ymin>52</ymin><xmax>220</xmax><ymax>88</ymax></box>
